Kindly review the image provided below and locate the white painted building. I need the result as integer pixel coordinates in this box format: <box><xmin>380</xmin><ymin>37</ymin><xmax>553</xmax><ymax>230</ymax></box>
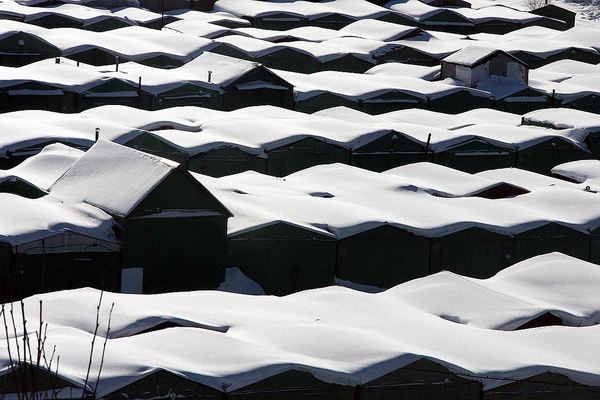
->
<box><xmin>441</xmin><ymin>46</ymin><xmax>528</xmax><ymax>87</ymax></box>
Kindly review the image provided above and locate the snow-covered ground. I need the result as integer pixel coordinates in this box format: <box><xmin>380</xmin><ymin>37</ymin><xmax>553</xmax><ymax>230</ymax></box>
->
<box><xmin>2</xmin><ymin>253</ymin><xmax>600</xmax><ymax>396</ymax></box>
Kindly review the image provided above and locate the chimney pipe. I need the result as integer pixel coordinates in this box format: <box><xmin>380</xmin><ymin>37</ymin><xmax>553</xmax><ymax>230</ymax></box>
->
<box><xmin>95</xmin><ymin>127</ymin><xmax>100</xmax><ymax>142</ymax></box>
<box><xmin>208</xmin><ymin>70</ymin><xmax>212</xmax><ymax>83</ymax></box>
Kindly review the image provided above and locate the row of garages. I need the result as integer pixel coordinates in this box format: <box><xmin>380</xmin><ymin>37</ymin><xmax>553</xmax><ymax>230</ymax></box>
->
<box><xmin>2</xmin><ymin>360</ymin><xmax>599</xmax><ymax>400</ymax></box>
<box><xmin>2</xmin><ymin>19</ymin><xmax>599</xmax><ymax>70</ymax></box>
<box><xmin>0</xmin><ymin>20</ymin><xmax>215</xmax><ymax>67</ymax></box>
<box><xmin>213</xmin><ymin>0</ymin><xmax>571</xmax><ymax>33</ymax></box>
<box><xmin>0</xmin><ymin>140</ymin><xmax>231</xmax><ymax>302</ymax></box>
<box><xmin>0</xmin><ymin>1</ymin><xmax>175</xmax><ymax>30</ymax></box>
<box><xmin>200</xmin><ymin>162</ymin><xmax>600</xmax><ymax>295</ymax></box>
<box><xmin>1</xmin><ymin>139</ymin><xmax>599</xmax><ymax>299</ymax></box>
<box><xmin>1</xmin><ymin>105</ymin><xmax>597</xmax><ymax>175</ymax></box>
<box><xmin>0</xmin><ymin>54</ymin><xmax>598</xmax><ymax>117</ymax></box>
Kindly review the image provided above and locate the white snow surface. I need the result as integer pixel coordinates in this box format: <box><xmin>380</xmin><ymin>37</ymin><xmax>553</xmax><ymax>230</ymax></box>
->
<box><xmin>2</xmin><ymin>253</ymin><xmax>600</xmax><ymax>395</ymax></box>
<box><xmin>194</xmin><ymin>162</ymin><xmax>600</xmax><ymax>238</ymax></box>
<box><xmin>551</xmin><ymin>160</ymin><xmax>600</xmax><ymax>190</ymax></box>
<box><xmin>382</xmin><ymin>162</ymin><xmax>528</xmax><ymax>197</ymax></box>
<box><xmin>49</xmin><ymin>139</ymin><xmax>179</xmax><ymax>217</ymax></box>
<box><xmin>475</xmin><ymin>167</ymin><xmax>582</xmax><ymax>190</ymax></box>
<box><xmin>0</xmin><ymin>143</ymin><xmax>83</xmax><ymax>191</ymax></box>
<box><xmin>0</xmin><ymin>105</ymin><xmax>594</xmax><ymax>161</ymax></box>
<box><xmin>0</xmin><ymin>194</ymin><xmax>115</xmax><ymax>246</ymax></box>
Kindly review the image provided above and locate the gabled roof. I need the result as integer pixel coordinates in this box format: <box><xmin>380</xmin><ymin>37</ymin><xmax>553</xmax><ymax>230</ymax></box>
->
<box><xmin>0</xmin><ymin>193</ymin><xmax>116</xmax><ymax>246</ymax></box>
<box><xmin>49</xmin><ymin>139</ymin><xmax>180</xmax><ymax>217</ymax></box>
<box><xmin>0</xmin><ymin>143</ymin><xmax>83</xmax><ymax>191</ymax></box>
<box><xmin>442</xmin><ymin>46</ymin><xmax>527</xmax><ymax>68</ymax></box>
<box><xmin>177</xmin><ymin>51</ymin><xmax>262</xmax><ymax>87</ymax></box>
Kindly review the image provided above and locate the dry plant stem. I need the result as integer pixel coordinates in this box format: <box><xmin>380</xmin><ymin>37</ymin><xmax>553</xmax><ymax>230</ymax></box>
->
<box><xmin>93</xmin><ymin>302</ymin><xmax>114</xmax><ymax>397</ymax></box>
<box><xmin>82</xmin><ymin>291</ymin><xmax>104</xmax><ymax>398</ymax></box>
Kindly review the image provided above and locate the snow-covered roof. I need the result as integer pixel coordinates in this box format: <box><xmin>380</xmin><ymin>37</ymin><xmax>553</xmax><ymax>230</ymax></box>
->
<box><xmin>475</xmin><ymin>168</ymin><xmax>581</xmax><ymax>191</ymax></box>
<box><xmin>0</xmin><ymin>20</ymin><xmax>216</xmax><ymax>64</ymax></box>
<box><xmin>0</xmin><ymin>2</ymin><xmax>137</xmax><ymax>26</ymax></box>
<box><xmin>551</xmin><ymin>160</ymin><xmax>600</xmax><ymax>191</ymax></box>
<box><xmin>276</xmin><ymin>69</ymin><xmax>489</xmax><ymax>102</ymax></box>
<box><xmin>176</xmin><ymin>52</ymin><xmax>266</xmax><ymax>87</ymax></box>
<box><xmin>3</xmin><ymin>253</ymin><xmax>600</xmax><ymax>395</ymax></box>
<box><xmin>194</xmin><ymin>163</ymin><xmax>600</xmax><ymax>238</ymax></box>
<box><xmin>164</xmin><ymin>9</ymin><xmax>251</xmax><ymax>27</ymax></box>
<box><xmin>0</xmin><ymin>194</ymin><xmax>115</xmax><ymax>246</ymax></box>
<box><xmin>338</xmin><ymin>19</ymin><xmax>423</xmax><ymax>42</ymax></box>
<box><xmin>530</xmin><ymin>60</ymin><xmax>600</xmax><ymax>83</ymax></box>
<box><xmin>382</xmin><ymin>162</ymin><xmax>528</xmax><ymax>197</ymax></box>
<box><xmin>365</xmin><ymin>63</ymin><xmax>440</xmax><ymax>80</ymax></box>
<box><xmin>233</xmin><ymin>26</ymin><xmax>344</xmax><ymax>42</ymax></box>
<box><xmin>163</xmin><ymin>19</ymin><xmax>232</xmax><ymax>39</ymax></box>
<box><xmin>442</xmin><ymin>46</ymin><xmax>521</xmax><ymax>67</ymax></box>
<box><xmin>521</xmin><ymin>108</ymin><xmax>600</xmax><ymax>132</ymax></box>
<box><xmin>49</xmin><ymin>139</ymin><xmax>181</xmax><ymax>217</ymax></box>
<box><xmin>0</xmin><ymin>143</ymin><xmax>83</xmax><ymax>191</ymax></box>
<box><xmin>386</xmin><ymin>252</ymin><xmax>600</xmax><ymax>330</ymax></box>
<box><xmin>214</xmin><ymin>0</ymin><xmax>391</xmax><ymax>20</ymax></box>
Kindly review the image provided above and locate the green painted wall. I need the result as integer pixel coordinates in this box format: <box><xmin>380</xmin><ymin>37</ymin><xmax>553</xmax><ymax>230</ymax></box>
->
<box><xmin>67</xmin><ymin>48</ymin><xmax>123</xmax><ymax>67</ymax></box>
<box><xmin>375</xmin><ymin>47</ymin><xmax>440</xmax><ymax>67</ymax></box>
<box><xmin>564</xmin><ymin>94</ymin><xmax>600</xmax><ymax>114</ymax></box>
<box><xmin>591</xmin><ymin>228</ymin><xmax>600</xmax><ymax>265</ymax></box>
<box><xmin>428</xmin><ymin>91</ymin><xmax>491</xmax><ymax>114</ymax></box>
<box><xmin>496</xmin><ymin>88</ymin><xmax>549</xmax><ymax>114</ymax></box>
<box><xmin>433</xmin><ymin>140</ymin><xmax>515</xmax><ymax>173</ymax></box>
<box><xmin>0</xmin><ymin>365</ymin><xmax>80</xmax><ymax>395</ymax></box>
<box><xmin>253</xmin><ymin>14</ymin><xmax>308</xmax><ymax>30</ymax></box>
<box><xmin>309</xmin><ymin>13</ymin><xmax>356</xmax><ymax>30</ymax></box>
<box><xmin>155</xmin><ymin>84</ymin><xmax>223</xmax><ymax>110</ymax></box>
<box><xmin>223</xmin><ymin>68</ymin><xmax>294</xmax><ymax>110</ymax></box>
<box><xmin>483</xmin><ymin>372</ymin><xmax>600</xmax><ymax>399</ymax></box>
<box><xmin>0</xmin><ymin>178</ymin><xmax>46</xmax><ymax>198</ymax></box>
<box><xmin>188</xmin><ymin>147</ymin><xmax>267</xmax><ymax>177</ymax></box>
<box><xmin>229</xmin><ymin>370</ymin><xmax>354</xmax><ymax>400</ymax></box>
<box><xmin>258</xmin><ymin>48</ymin><xmax>320</xmax><ymax>74</ymax></box>
<box><xmin>103</xmin><ymin>370</ymin><xmax>222</xmax><ymax>400</ymax></box>
<box><xmin>430</xmin><ymin>228</ymin><xmax>515</xmax><ymax>278</ymax></box>
<box><xmin>295</xmin><ymin>93</ymin><xmax>360</xmax><ymax>114</ymax></box>
<box><xmin>360</xmin><ymin>91</ymin><xmax>427</xmax><ymax>115</ymax></box>
<box><xmin>516</xmin><ymin>139</ymin><xmax>589</xmax><ymax>175</ymax></box>
<box><xmin>77</xmin><ymin>79</ymin><xmax>140</xmax><ymax>111</ymax></box>
<box><xmin>123</xmin><ymin>214</ymin><xmax>227</xmax><ymax>293</ymax></box>
<box><xmin>132</xmin><ymin>169</ymin><xmax>229</xmax><ymax>215</ymax></box>
<box><xmin>125</xmin><ymin>133</ymin><xmax>189</xmax><ymax>166</ymax></box>
<box><xmin>351</xmin><ymin>131</ymin><xmax>428</xmax><ymax>172</ymax></box>
<box><xmin>320</xmin><ymin>54</ymin><xmax>374</xmax><ymax>74</ymax></box>
<box><xmin>545</xmin><ymin>49</ymin><xmax>600</xmax><ymax>65</ymax></box>
<box><xmin>27</xmin><ymin>14</ymin><xmax>81</xmax><ymax>29</ymax></box>
<box><xmin>138</xmin><ymin>54</ymin><xmax>186</xmax><ymax>69</ymax></box>
<box><xmin>0</xmin><ymin>82</ymin><xmax>70</xmax><ymax>113</ymax></box>
<box><xmin>227</xmin><ymin>223</ymin><xmax>336</xmax><ymax>295</ymax></box>
<box><xmin>513</xmin><ymin>223</ymin><xmax>590</xmax><ymax>263</ymax></box>
<box><xmin>475</xmin><ymin>20</ymin><xmax>520</xmax><ymax>34</ymax></box>
<box><xmin>123</xmin><ymin>169</ymin><xmax>229</xmax><ymax>293</ymax></box>
<box><xmin>14</xmin><ymin>251</ymin><xmax>120</xmax><ymax>298</ymax></box>
<box><xmin>0</xmin><ymin>32</ymin><xmax>60</xmax><ymax>67</ymax></box>
<box><xmin>362</xmin><ymin>359</ymin><xmax>482</xmax><ymax>400</ymax></box>
<box><xmin>84</xmin><ymin>18</ymin><xmax>132</xmax><ymax>32</ymax></box>
<box><xmin>336</xmin><ymin>225</ymin><xmax>430</xmax><ymax>288</ymax></box>
<box><xmin>266</xmin><ymin>137</ymin><xmax>350</xmax><ymax>177</ymax></box>
<box><xmin>0</xmin><ymin>242</ymin><xmax>11</xmax><ymax>302</ymax></box>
